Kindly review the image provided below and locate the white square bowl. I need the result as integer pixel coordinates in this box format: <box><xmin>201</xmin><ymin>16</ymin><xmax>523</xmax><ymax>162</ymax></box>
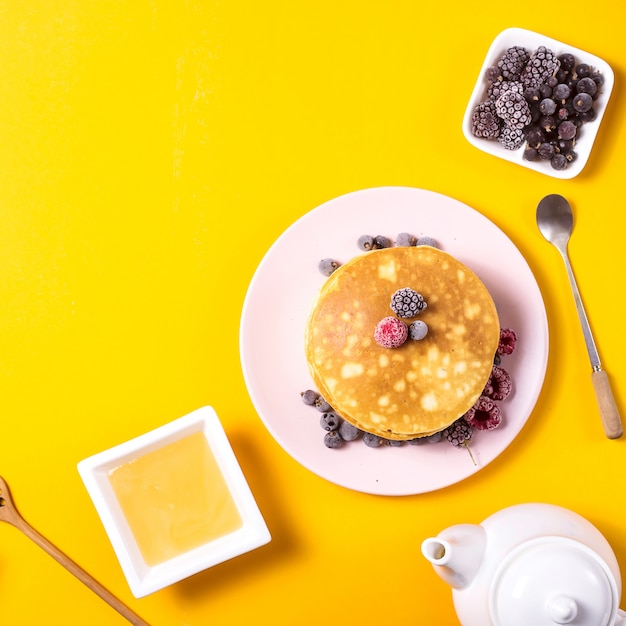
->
<box><xmin>462</xmin><ymin>27</ymin><xmax>614</xmax><ymax>179</ymax></box>
<box><xmin>77</xmin><ymin>406</ymin><xmax>271</xmax><ymax>598</ymax></box>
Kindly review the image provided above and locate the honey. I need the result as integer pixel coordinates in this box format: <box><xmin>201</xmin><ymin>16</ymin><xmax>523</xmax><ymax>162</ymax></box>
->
<box><xmin>108</xmin><ymin>431</ymin><xmax>243</xmax><ymax>565</ymax></box>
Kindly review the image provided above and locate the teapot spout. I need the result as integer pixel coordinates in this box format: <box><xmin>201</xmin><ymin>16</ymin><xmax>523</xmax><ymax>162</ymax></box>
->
<box><xmin>421</xmin><ymin>524</ymin><xmax>487</xmax><ymax>590</ymax></box>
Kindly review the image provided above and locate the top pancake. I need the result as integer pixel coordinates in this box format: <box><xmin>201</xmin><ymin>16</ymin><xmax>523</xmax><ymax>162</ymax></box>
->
<box><xmin>305</xmin><ymin>246</ymin><xmax>500</xmax><ymax>440</ymax></box>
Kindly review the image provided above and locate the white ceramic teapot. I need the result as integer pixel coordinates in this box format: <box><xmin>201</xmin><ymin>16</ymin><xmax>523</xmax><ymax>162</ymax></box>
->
<box><xmin>421</xmin><ymin>503</ymin><xmax>626</xmax><ymax>626</ymax></box>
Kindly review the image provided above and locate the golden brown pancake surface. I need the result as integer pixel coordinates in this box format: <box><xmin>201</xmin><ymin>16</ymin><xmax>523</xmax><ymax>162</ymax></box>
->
<box><xmin>305</xmin><ymin>246</ymin><xmax>500</xmax><ymax>440</ymax></box>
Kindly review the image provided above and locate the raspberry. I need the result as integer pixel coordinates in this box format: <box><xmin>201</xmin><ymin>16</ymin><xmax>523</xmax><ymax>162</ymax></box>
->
<box><xmin>463</xmin><ymin>396</ymin><xmax>502</xmax><ymax>431</ymax></box>
<box><xmin>443</xmin><ymin>419</ymin><xmax>473</xmax><ymax>447</ymax></box>
<box><xmin>471</xmin><ymin>100</ymin><xmax>501</xmax><ymax>138</ymax></box>
<box><xmin>483</xmin><ymin>365</ymin><xmax>512</xmax><ymax>401</ymax></box>
<box><xmin>497</xmin><ymin>46</ymin><xmax>530</xmax><ymax>81</ymax></box>
<box><xmin>390</xmin><ymin>288</ymin><xmax>427</xmax><ymax>318</ymax></box>
<box><xmin>374</xmin><ymin>316</ymin><xmax>408</xmax><ymax>348</ymax></box>
<box><xmin>497</xmin><ymin>327</ymin><xmax>517</xmax><ymax>355</ymax></box>
<box><xmin>520</xmin><ymin>46</ymin><xmax>560</xmax><ymax>88</ymax></box>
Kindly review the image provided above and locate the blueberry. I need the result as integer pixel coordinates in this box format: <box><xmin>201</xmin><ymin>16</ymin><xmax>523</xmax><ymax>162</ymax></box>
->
<box><xmin>416</xmin><ymin>236</ymin><xmax>439</xmax><ymax>248</ymax></box>
<box><xmin>320</xmin><ymin>412</ymin><xmax>341</xmax><ymax>431</ymax></box>
<box><xmin>575</xmin><ymin>63</ymin><xmax>591</xmax><ymax>78</ymax></box>
<box><xmin>387</xmin><ymin>438</ymin><xmax>404</xmax><ymax>447</ymax></box>
<box><xmin>314</xmin><ymin>396</ymin><xmax>332</xmax><ymax>412</ymax></box>
<box><xmin>318</xmin><ymin>258</ymin><xmax>339</xmax><ymax>276</ymax></box>
<box><xmin>408</xmin><ymin>320</ymin><xmax>428</xmax><ymax>340</ymax></box>
<box><xmin>396</xmin><ymin>232</ymin><xmax>416</xmax><ymax>247</ymax></box>
<box><xmin>558</xmin><ymin>121</ymin><xmax>577</xmax><ymax>141</ymax></box>
<box><xmin>425</xmin><ymin>432</ymin><xmax>442</xmax><ymax>444</ymax></box>
<box><xmin>338</xmin><ymin>420</ymin><xmax>360</xmax><ymax>441</ymax></box>
<box><xmin>301</xmin><ymin>389</ymin><xmax>319</xmax><ymax>405</ymax></box>
<box><xmin>323</xmin><ymin>431</ymin><xmax>343</xmax><ymax>449</ymax></box>
<box><xmin>576</xmin><ymin>77</ymin><xmax>597</xmax><ymax>96</ymax></box>
<box><xmin>363</xmin><ymin>432</ymin><xmax>383</xmax><ymax>448</ymax></box>
<box><xmin>539</xmin><ymin>98</ymin><xmax>556</xmax><ymax>115</ymax></box>
<box><xmin>550</xmin><ymin>153</ymin><xmax>569</xmax><ymax>171</ymax></box>
<box><xmin>357</xmin><ymin>234</ymin><xmax>374</xmax><ymax>251</ymax></box>
<box><xmin>373</xmin><ymin>235</ymin><xmax>391</xmax><ymax>249</ymax></box>
<box><xmin>573</xmin><ymin>92</ymin><xmax>593</xmax><ymax>113</ymax></box>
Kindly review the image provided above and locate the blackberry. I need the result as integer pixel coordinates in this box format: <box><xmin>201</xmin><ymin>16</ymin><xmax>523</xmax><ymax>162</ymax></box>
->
<box><xmin>520</xmin><ymin>46</ymin><xmax>560</xmax><ymax>88</ymax></box>
<box><xmin>471</xmin><ymin>100</ymin><xmax>501</xmax><ymax>139</ymax></box>
<box><xmin>443</xmin><ymin>419</ymin><xmax>473</xmax><ymax>447</ymax></box>
<box><xmin>495</xmin><ymin>91</ymin><xmax>531</xmax><ymax>129</ymax></box>
<box><xmin>497</xmin><ymin>46</ymin><xmax>530</xmax><ymax>81</ymax></box>
<box><xmin>487</xmin><ymin>79</ymin><xmax>523</xmax><ymax>101</ymax></box>
<box><xmin>390</xmin><ymin>288</ymin><xmax>427</xmax><ymax>318</ymax></box>
<box><xmin>498</xmin><ymin>126</ymin><xmax>525</xmax><ymax>151</ymax></box>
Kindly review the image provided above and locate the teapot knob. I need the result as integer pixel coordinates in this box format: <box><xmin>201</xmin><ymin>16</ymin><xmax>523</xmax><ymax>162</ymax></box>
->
<box><xmin>547</xmin><ymin>595</ymin><xmax>578</xmax><ymax>624</ymax></box>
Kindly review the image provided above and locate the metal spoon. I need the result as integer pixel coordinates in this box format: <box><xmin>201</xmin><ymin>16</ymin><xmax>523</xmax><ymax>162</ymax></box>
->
<box><xmin>0</xmin><ymin>475</ymin><xmax>150</xmax><ymax>625</ymax></box>
<box><xmin>537</xmin><ymin>194</ymin><xmax>623</xmax><ymax>439</ymax></box>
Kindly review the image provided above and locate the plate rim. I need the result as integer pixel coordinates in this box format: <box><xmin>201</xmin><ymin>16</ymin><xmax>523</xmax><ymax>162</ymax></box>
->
<box><xmin>240</xmin><ymin>186</ymin><xmax>549</xmax><ymax>495</ymax></box>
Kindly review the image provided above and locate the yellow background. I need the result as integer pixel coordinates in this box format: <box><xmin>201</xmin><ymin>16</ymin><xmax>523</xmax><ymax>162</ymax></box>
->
<box><xmin>1</xmin><ymin>2</ymin><xmax>625</xmax><ymax>624</ymax></box>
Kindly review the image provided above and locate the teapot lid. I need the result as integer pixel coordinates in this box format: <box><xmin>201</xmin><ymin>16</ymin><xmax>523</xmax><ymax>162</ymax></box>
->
<box><xmin>489</xmin><ymin>537</ymin><xmax>618</xmax><ymax>626</ymax></box>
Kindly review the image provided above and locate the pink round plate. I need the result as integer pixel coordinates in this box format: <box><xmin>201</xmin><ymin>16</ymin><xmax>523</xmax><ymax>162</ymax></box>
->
<box><xmin>240</xmin><ymin>187</ymin><xmax>548</xmax><ymax>495</ymax></box>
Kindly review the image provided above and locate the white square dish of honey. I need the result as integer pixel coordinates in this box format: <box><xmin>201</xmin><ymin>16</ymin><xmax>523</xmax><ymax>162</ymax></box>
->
<box><xmin>78</xmin><ymin>406</ymin><xmax>271</xmax><ymax>597</ymax></box>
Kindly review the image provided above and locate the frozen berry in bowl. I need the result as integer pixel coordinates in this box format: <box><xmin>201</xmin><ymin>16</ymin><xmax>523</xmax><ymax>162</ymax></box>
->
<box><xmin>463</xmin><ymin>27</ymin><xmax>614</xmax><ymax>178</ymax></box>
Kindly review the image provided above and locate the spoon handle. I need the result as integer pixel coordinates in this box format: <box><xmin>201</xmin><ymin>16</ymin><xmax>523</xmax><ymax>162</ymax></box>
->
<box><xmin>11</xmin><ymin>514</ymin><xmax>150</xmax><ymax>625</ymax></box>
<box><xmin>591</xmin><ymin>369</ymin><xmax>623</xmax><ymax>439</ymax></box>
<box><xmin>560</xmin><ymin>250</ymin><xmax>623</xmax><ymax>439</ymax></box>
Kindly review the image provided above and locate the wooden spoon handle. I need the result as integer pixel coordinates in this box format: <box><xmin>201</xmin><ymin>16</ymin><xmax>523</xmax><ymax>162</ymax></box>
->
<box><xmin>591</xmin><ymin>369</ymin><xmax>623</xmax><ymax>440</ymax></box>
<box><xmin>13</xmin><ymin>515</ymin><xmax>149</xmax><ymax>625</ymax></box>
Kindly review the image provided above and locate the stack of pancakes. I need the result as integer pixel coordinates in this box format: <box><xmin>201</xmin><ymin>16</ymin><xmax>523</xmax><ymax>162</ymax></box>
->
<box><xmin>305</xmin><ymin>246</ymin><xmax>500</xmax><ymax>440</ymax></box>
